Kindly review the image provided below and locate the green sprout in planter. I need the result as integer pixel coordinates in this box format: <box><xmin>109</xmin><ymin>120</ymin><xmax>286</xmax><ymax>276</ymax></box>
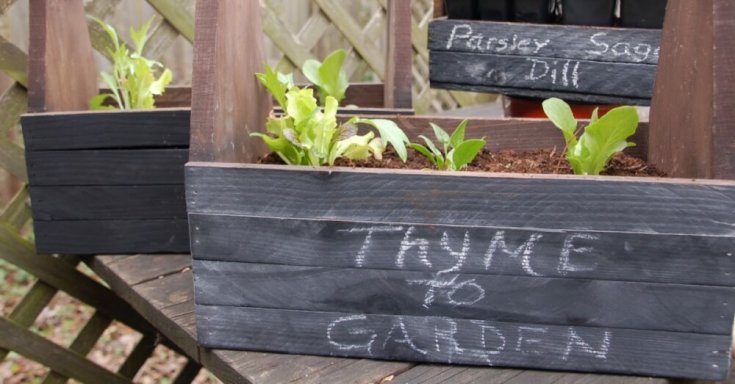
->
<box><xmin>253</xmin><ymin>63</ymin><xmax>409</xmax><ymax>167</ymax></box>
<box><xmin>90</xmin><ymin>17</ymin><xmax>173</xmax><ymax>110</ymax></box>
<box><xmin>410</xmin><ymin>119</ymin><xmax>486</xmax><ymax>171</ymax></box>
<box><xmin>302</xmin><ymin>49</ymin><xmax>349</xmax><ymax>105</ymax></box>
<box><xmin>542</xmin><ymin>98</ymin><xmax>638</xmax><ymax>176</ymax></box>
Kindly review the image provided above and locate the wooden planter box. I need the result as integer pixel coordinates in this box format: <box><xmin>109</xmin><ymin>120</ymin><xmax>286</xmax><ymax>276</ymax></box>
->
<box><xmin>186</xmin><ymin>118</ymin><xmax>735</xmax><ymax>381</ymax></box>
<box><xmin>22</xmin><ymin>107</ymin><xmax>191</xmax><ymax>254</ymax></box>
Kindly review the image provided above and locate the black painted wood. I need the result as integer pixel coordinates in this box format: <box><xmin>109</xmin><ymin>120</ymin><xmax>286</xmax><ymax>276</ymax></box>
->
<box><xmin>193</xmin><ymin>260</ymin><xmax>735</xmax><ymax>334</ymax></box>
<box><xmin>33</xmin><ymin>219</ymin><xmax>190</xmax><ymax>255</ymax></box>
<box><xmin>429</xmin><ymin>20</ymin><xmax>662</xmax><ymax>65</ymax></box>
<box><xmin>189</xmin><ymin>215</ymin><xmax>735</xmax><ymax>286</ymax></box>
<box><xmin>430</xmin><ymin>51</ymin><xmax>655</xmax><ymax>99</ymax></box>
<box><xmin>21</xmin><ymin>108</ymin><xmax>190</xmax><ymax>151</ymax></box>
<box><xmin>195</xmin><ymin>306</ymin><xmax>732</xmax><ymax>380</ymax></box>
<box><xmin>26</xmin><ymin>149</ymin><xmax>187</xmax><ymax>186</ymax></box>
<box><xmin>428</xmin><ymin>20</ymin><xmax>661</xmax><ymax>102</ymax></box>
<box><xmin>30</xmin><ymin>185</ymin><xmax>186</xmax><ymax>220</ymax></box>
<box><xmin>185</xmin><ymin>164</ymin><xmax>735</xmax><ymax>236</ymax></box>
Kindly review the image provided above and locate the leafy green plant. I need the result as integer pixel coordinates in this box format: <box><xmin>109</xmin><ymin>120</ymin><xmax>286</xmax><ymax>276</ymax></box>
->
<box><xmin>542</xmin><ymin>97</ymin><xmax>638</xmax><ymax>176</ymax></box>
<box><xmin>90</xmin><ymin>17</ymin><xmax>173</xmax><ymax>110</ymax></box>
<box><xmin>302</xmin><ymin>49</ymin><xmax>349</xmax><ymax>105</ymax></box>
<box><xmin>410</xmin><ymin>119</ymin><xmax>486</xmax><ymax>171</ymax></box>
<box><xmin>253</xmin><ymin>65</ymin><xmax>409</xmax><ymax>167</ymax></box>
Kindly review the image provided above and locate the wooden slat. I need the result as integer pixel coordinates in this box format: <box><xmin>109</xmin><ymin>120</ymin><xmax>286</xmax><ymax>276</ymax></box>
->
<box><xmin>0</xmin><ymin>280</ymin><xmax>57</xmax><ymax>361</ymax></box>
<box><xmin>190</xmin><ymin>0</ymin><xmax>270</xmax><ymax>163</ymax></box>
<box><xmin>173</xmin><ymin>360</ymin><xmax>202</xmax><ymax>384</ymax></box>
<box><xmin>186</xmin><ymin>163</ymin><xmax>735</xmax><ymax>236</ymax></box>
<box><xmin>26</xmin><ymin>149</ymin><xmax>187</xmax><ymax>186</ymax></box>
<box><xmin>193</xmin><ymin>260</ymin><xmax>735</xmax><ymax>334</ymax></box>
<box><xmin>33</xmin><ymin>219</ymin><xmax>190</xmax><ymax>255</ymax></box>
<box><xmin>41</xmin><ymin>311</ymin><xmax>113</xmax><ymax>384</ymax></box>
<box><xmin>21</xmin><ymin>108</ymin><xmax>190</xmax><ymax>150</ymax></box>
<box><xmin>428</xmin><ymin>20</ymin><xmax>662</xmax><ymax>65</ymax></box>
<box><xmin>28</xmin><ymin>0</ymin><xmax>97</xmax><ymax>112</ymax></box>
<box><xmin>384</xmin><ymin>0</ymin><xmax>413</xmax><ymax>109</ymax></box>
<box><xmin>0</xmin><ymin>82</ymin><xmax>27</xmax><ymax>136</ymax></box>
<box><xmin>189</xmin><ymin>215</ymin><xmax>735</xmax><ymax>287</ymax></box>
<box><xmin>117</xmin><ymin>333</ymin><xmax>158</xmax><ymax>379</ymax></box>
<box><xmin>0</xmin><ymin>187</ymin><xmax>29</xmax><ymax>229</ymax></box>
<box><xmin>30</xmin><ymin>185</ymin><xmax>186</xmax><ymax>220</ymax></box>
<box><xmin>146</xmin><ymin>0</ymin><xmax>195</xmax><ymax>42</ymax></box>
<box><xmin>0</xmin><ymin>138</ymin><xmax>27</xmax><ymax>181</ymax></box>
<box><xmin>430</xmin><ymin>51</ymin><xmax>656</xmax><ymax>99</ymax></box>
<box><xmin>0</xmin><ymin>35</ymin><xmax>28</xmax><ymax>87</ymax></box>
<box><xmin>194</xmin><ymin>305</ymin><xmax>732</xmax><ymax>380</ymax></box>
<box><xmin>712</xmin><ymin>0</ymin><xmax>735</xmax><ymax>180</ymax></box>
<box><xmin>0</xmin><ymin>317</ymin><xmax>129</xmax><ymax>384</ymax></box>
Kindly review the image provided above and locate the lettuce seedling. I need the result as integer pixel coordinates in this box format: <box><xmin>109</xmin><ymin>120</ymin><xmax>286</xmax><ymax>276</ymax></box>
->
<box><xmin>253</xmin><ymin>68</ymin><xmax>408</xmax><ymax>167</ymax></box>
<box><xmin>90</xmin><ymin>17</ymin><xmax>173</xmax><ymax>110</ymax></box>
<box><xmin>410</xmin><ymin>119</ymin><xmax>486</xmax><ymax>171</ymax></box>
<box><xmin>302</xmin><ymin>49</ymin><xmax>349</xmax><ymax>105</ymax></box>
<box><xmin>542</xmin><ymin>98</ymin><xmax>638</xmax><ymax>176</ymax></box>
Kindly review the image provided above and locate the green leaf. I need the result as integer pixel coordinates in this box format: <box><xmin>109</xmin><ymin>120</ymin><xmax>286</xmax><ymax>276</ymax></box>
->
<box><xmin>129</xmin><ymin>16</ymin><xmax>154</xmax><ymax>55</ymax></box>
<box><xmin>357</xmin><ymin>118</ymin><xmax>410</xmax><ymax>162</ymax></box>
<box><xmin>251</xmin><ymin>133</ymin><xmax>302</xmax><ymax>165</ymax></box>
<box><xmin>368</xmin><ymin>137</ymin><xmax>386</xmax><ymax>161</ymax></box>
<box><xmin>451</xmin><ymin>138</ymin><xmax>486</xmax><ymax>170</ymax></box>
<box><xmin>312</xmin><ymin>96</ymin><xmax>339</xmax><ymax>158</ymax></box>
<box><xmin>450</xmin><ymin>119</ymin><xmax>469</xmax><ymax>148</ymax></box>
<box><xmin>286</xmin><ymin>88</ymin><xmax>318</xmax><ymax>128</ymax></box>
<box><xmin>410</xmin><ymin>143</ymin><xmax>437</xmax><ymax>167</ymax></box>
<box><xmin>329</xmin><ymin>132</ymin><xmax>374</xmax><ymax>165</ymax></box>
<box><xmin>150</xmin><ymin>68</ymin><xmax>173</xmax><ymax>95</ymax></box>
<box><xmin>89</xmin><ymin>94</ymin><xmax>114</xmax><ymax>110</ymax></box>
<box><xmin>92</xmin><ymin>17</ymin><xmax>120</xmax><ymax>50</ymax></box>
<box><xmin>590</xmin><ymin>107</ymin><xmax>600</xmax><ymax>124</ymax></box>
<box><xmin>256</xmin><ymin>64</ymin><xmax>292</xmax><ymax>110</ymax></box>
<box><xmin>578</xmin><ymin>106</ymin><xmax>639</xmax><ymax>175</ymax></box>
<box><xmin>419</xmin><ymin>135</ymin><xmax>443</xmax><ymax>159</ymax></box>
<box><xmin>303</xmin><ymin>50</ymin><xmax>349</xmax><ymax>104</ymax></box>
<box><xmin>430</xmin><ymin>123</ymin><xmax>451</xmax><ymax>150</ymax></box>
<box><xmin>542</xmin><ymin>97</ymin><xmax>578</xmax><ymax>147</ymax></box>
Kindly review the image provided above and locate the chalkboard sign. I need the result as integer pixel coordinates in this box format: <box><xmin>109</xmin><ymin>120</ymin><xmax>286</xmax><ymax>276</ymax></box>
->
<box><xmin>429</xmin><ymin>20</ymin><xmax>662</xmax><ymax>104</ymax></box>
<box><xmin>187</xmin><ymin>163</ymin><xmax>735</xmax><ymax>381</ymax></box>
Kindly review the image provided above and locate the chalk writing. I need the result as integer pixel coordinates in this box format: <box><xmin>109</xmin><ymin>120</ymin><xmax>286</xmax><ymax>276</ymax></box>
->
<box><xmin>407</xmin><ymin>274</ymin><xmax>486</xmax><ymax>308</ymax></box>
<box><xmin>524</xmin><ymin>59</ymin><xmax>581</xmax><ymax>89</ymax></box>
<box><xmin>446</xmin><ymin>24</ymin><xmax>551</xmax><ymax>55</ymax></box>
<box><xmin>338</xmin><ymin>226</ymin><xmax>404</xmax><ymax>267</ymax></box>
<box><xmin>326</xmin><ymin>315</ymin><xmax>612</xmax><ymax>364</ymax></box>
<box><xmin>588</xmin><ymin>32</ymin><xmax>660</xmax><ymax>63</ymax></box>
<box><xmin>485</xmin><ymin>231</ymin><xmax>543</xmax><ymax>276</ymax></box>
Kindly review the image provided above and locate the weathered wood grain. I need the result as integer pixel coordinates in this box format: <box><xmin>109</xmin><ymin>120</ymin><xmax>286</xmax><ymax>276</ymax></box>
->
<box><xmin>30</xmin><ymin>185</ymin><xmax>186</xmax><ymax>220</ymax></box>
<box><xmin>34</xmin><ymin>219</ymin><xmax>190</xmax><ymax>255</ymax></box>
<box><xmin>193</xmin><ymin>260</ymin><xmax>735</xmax><ymax>334</ymax></box>
<box><xmin>384</xmin><ymin>0</ymin><xmax>413</xmax><ymax>109</ymax></box>
<box><xmin>195</xmin><ymin>305</ymin><xmax>732</xmax><ymax>380</ymax></box>
<box><xmin>21</xmin><ymin>108</ymin><xmax>190</xmax><ymax>150</ymax></box>
<box><xmin>430</xmin><ymin>51</ymin><xmax>656</xmax><ymax>99</ymax></box>
<box><xmin>186</xmin><ymin>164</ymin><xmax>735</xmax><ymax>236</ymax></box>
<box><xmin>26</xmin><ymin>149</ymin><xmax>187</xmax><ymax>186</ymax></box>
<box><xmin>429</xmin><ymin>20</ymin><xmax>662</xmax><ymax>65</ymax></box>
<box><xmin>189</xmin><ymin>215</ymin><xmax>735</xmax><ymax>286</ymax></box>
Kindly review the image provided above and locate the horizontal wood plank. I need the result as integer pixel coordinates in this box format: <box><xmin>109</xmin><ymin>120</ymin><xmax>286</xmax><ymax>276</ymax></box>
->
<box><xmin>34</xmin><ymin>219</ymin><xmax>190</xmax><ymax>255</ymax></box>
<box><xmin>429</xmin><ymin>20</ymin><xmax>661</xmax><ymax>65</ymax></box>
<box><xmin>30</xmin><ymin>185</ymin><xmax>186</xmax><ymax>220</ymax></box>
<box><xmin>193</xmin><ymin>260</ymin><xmax>735</xmax><ymax>334</ymax></box>
<box><xmin>185</xmin><ymin>164</ymin><xmax>735</xmax><ymax>236</ymax></box>
<box><xmin>430</xmin><ymin>51</ymin><xmax>656</xmax><ymax>99</ymax></box>
<box><xmin>27</xmin><ymin>149</ymin><xmax>187</xmax><ymax>186</ymax></box>
<box><xmin>21</xmin><ymin>108</ymin><xmax>190</xmax><ymax>150</ymax></box>
<box><xmin>195</xmin><ymin>305</ymin><xmax>732</xmax><ymax>380</ymax></box>
<box><xmin>190</xmin><ymin>215</ymin><xmax>735</xmax><ymax>286</ymax></box>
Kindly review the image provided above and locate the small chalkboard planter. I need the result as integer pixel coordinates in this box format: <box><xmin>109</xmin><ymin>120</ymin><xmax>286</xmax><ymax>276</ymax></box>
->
<box><xmin>187</xmin><ymin>121</ymin><xmax>735</xmax><ymax>380</ymax></box>
<box><xmin>512</xmin><ymin>0</ymin><xmax>552</xmax><ymax>23</ymax></box>
<box><xmin>445</xmin><ymin>0</ymin><xmax>477</xmax><ymax>20</ymax></box>
<box><xmin>477</xmin><ymin>0</ymin><xmax>511</xmax><ymax>21</ymax></box>
<box><xmin>429</xmin><ymin>19</ymin><xmax>662</xmax><ymax>105</ymax></box>
<box><xmin>561</xmin><ymin>0</ymin><xmax>616</xmax><ymax>26</ymax></box>
<box><xmin>21</xmin><ymin>107</ymin><xmax>191</xmax><ymax>255</ymax></box>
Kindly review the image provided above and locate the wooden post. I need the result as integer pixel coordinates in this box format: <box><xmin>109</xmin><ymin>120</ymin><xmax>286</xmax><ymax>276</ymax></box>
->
<box><xmin>189</xmin><ymin>0</ymin><xmax>271</xmax><ymax>163</ymax></box>
<box><xmin>384</xmin><ymin>0</ymin><xmax>413</xmax><ymax>110</ymax></box>
<box><xmin>27</xmin><ymin>0</ymin><xmax>97</xmax><ymax>113</ymax></box>
<box><xmin>649</xmin><ymin>0</ymin><xmax>735</xmax><ymax>180</ymax></box>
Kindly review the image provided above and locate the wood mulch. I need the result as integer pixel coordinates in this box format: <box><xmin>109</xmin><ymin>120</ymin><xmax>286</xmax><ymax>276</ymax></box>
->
<box><xmin>261</xmin><ymin>148</ymin><xmax>667</xmax><ymax>177</ymax></box>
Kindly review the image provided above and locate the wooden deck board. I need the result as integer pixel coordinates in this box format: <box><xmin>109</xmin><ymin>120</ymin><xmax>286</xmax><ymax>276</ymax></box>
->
<box><xmin>87</xmin><ymin>254</ymin><xmax>732</xmax><ymax>384</ymax></box>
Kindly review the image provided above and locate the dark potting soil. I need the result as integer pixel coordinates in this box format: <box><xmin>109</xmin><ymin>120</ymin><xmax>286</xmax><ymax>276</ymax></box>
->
<box><xmin>259</xmin><ymin>148</ymin><xmax>667</xmax><ymax>178</ymax></box>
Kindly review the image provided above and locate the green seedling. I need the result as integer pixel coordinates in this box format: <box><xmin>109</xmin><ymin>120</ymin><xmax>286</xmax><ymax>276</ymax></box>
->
<box><xmin>302</xmin><ymin>49</ymin><xmax>349</xmax><ymax>105</ymax></box>
<box><xmin>410</xmin><ymin>119</ymin><xmax>486</xmax><ymax>171</ymax></box>
<box><xmin>253</xmin><ymin>67</ymin><xmax>409</xmax><ymax>167</ymax></box>
<box><xmin>542</xmin><ymin>97</ymin><xmax>638</xmax><ymax>176</ymax></box>
<box><xmin>90</xmin><ymin>17</ymin><xmax>173</xmax><ymax>110</ymax></box>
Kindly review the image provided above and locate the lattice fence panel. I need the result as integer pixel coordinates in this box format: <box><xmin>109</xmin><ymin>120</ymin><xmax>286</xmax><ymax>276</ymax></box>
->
<box><xmin>0</xmin><ymin>1</ymin><xmax>204</xmax><ymax>382</ymax></box>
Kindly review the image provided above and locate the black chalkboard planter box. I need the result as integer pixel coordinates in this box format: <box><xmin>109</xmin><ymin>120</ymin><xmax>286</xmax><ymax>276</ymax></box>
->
<box><xmin>21</xmin><ymin>107</ymin><xmax>191</xmax><ymax>255</ymax></box>
<box><xmin>620</xmin><ymin>0</ymin><xmax>668</xmax><ymax>29</ymax></box>
<box><xmin>561</xmin><ymin>0</ymin><xmax>616</xmax><ymax>26</ymax></box>
<box><xmin>429</xmin><ymin>19</ymin><xmax>662</xmax><ymax>105</ymax></box>
<box><xmin>187</xmin><ymin>153</ymin><xmax>735</xmax><ymax>380</ymax></box>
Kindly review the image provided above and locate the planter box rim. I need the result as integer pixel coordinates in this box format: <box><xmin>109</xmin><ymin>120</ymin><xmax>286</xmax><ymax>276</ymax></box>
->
<box><xmin>21</xmin><ymin>106</ymin><xmax>191</xmax><ymax>119</ymax></box>
<box><xmin>431</xmin><ymin>19</ymin><xmax>663</xmax><ymax>33</ymax></box>
<box><xmin>186</xmin><ymin>161</ymin><xmax>735</xmax><ymax>187</ymax></box>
